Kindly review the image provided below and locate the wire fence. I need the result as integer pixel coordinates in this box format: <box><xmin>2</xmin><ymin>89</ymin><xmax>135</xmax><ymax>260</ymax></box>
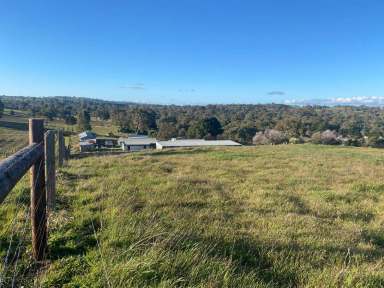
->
<box><xmin>0</xmin><ymin>119</ymin><xmax>65</xmax><ymax>287</ymax></box>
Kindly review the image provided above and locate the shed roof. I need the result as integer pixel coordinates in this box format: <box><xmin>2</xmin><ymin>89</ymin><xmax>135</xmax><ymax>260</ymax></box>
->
<box><xmin>127</xmin><ymin>134</ymin><xmax>149</xmax><ymax>138</ymax></box>
<box><xmin>156</xmin><ymin>139</ymin><xmax>241</xmax><ymax>147</ymax></box>
<box><xmin>118</xmin><ymin>137</ymin><xmax>157</xmax><ymax>145</ymax></box>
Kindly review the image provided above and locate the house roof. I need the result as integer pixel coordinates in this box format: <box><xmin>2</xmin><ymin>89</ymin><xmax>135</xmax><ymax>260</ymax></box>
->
<box><xmin>96</xmin><ymin>138</ymin><xmax>118</xmax><ymax>141</ymax></box>
<box><xmin>79</xmin><ymin>131</ymin><xmax>96</xmax><ymax>138</ymax></box>
<box><xmin>127</xmin><ymin>134</ymin><xmax>149</xmax><ymax>138</ymax></box>
<box><xmin>118</xmin><ymin>137</ymin><xmax>157</xmax><ymax>145</ymax></box>
<box><xmin>156</xmin><ymin>139</ymin><xmax>241</xmax><ymax>147</ymax></box>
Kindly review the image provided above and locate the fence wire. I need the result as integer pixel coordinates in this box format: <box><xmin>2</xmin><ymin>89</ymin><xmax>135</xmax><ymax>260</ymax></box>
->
<box><xmin>0</xmin><ymin>155</ymin><xmax>47</xmax><ymax>287</ymax></box>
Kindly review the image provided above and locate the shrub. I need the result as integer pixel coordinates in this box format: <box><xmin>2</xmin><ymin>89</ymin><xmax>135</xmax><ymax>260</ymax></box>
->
<box><xmin>265</xmin><ymin>129</ymin><xmax>289</xmax><ymax>144</ymax></box>
<box><xmin>253</xmin><ymin>129</ymin><xmax>288</xmax><ymax>145</ymax></box>
<box><xmin>253</xmin><ymin>132</ymin><xmax>269</xmax><ymax>145</ymax></box>
<box><xmin>339</xmin><ymin>137</ymin><xmax>364</xmax><ymax>147</ymax></box>
<box><xmin>289</xmin><ymin>137</ymin><xmax>305</xmax><ymax>144</ymax></box>
<box><xmin>367</xmin><ymin>136</ymin><xmax>384</xmax><ymax>148</ymax></box>
<box><xmin>321</xmin><ymin>130</ymin><xmax>340</xmax><ymax>145</ymax></box>
<box><xmin>311</xmin><ymin>130</ymin><xmax>340</xmax><ymax>145</ymax></box>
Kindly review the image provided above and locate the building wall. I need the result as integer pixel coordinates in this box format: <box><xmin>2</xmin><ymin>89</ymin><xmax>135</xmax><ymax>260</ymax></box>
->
<box><xmin>80</xmin><ymin>145</ymin><xmax>96</xmax><ymax>152</ymax></box>
<box><xmin>122</xmin><ymin>144</ymin><xmax>151</xmax><ymax>151</ymax></box>
<box><xmin>130</xmin><ymin>145</ymin><xmax>146</xmax><ymax>152</ymax></box>
<box><xmin>156</xmin><ymin>143</ymin><xmax>163</xmax><ymax>150</ymax></box>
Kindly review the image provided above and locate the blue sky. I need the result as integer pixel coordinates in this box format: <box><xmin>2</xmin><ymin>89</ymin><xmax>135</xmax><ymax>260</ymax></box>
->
<box><xmin>1</xmin><ymin>0</ymin><xmax>384</xmax><ymax>105</ymax></box>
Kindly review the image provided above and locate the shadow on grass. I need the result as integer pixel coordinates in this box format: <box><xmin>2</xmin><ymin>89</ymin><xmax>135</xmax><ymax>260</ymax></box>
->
<box><xmin>0</xmin><ymin>120</ymin><xmax>28</xmax><ymax>131</ymax></box>
<box><xmin>162</xmin><ymin>231</ymin><xmax>299</xmax><ymax>287</ymax></box>
<box><xmin>0</xmin><ymin>234</ymin><xmax>25</xmax><ymax>264</ymax></box>
<box><xmin>49</xmin><ymin>217</ymin><xmax>101</xmax><ymax>259</ymax></box>
<box><xmin>58</xmin><ymin>170</ymin><xmax>94</xmax><ymax>182</ymax></box>
<box><xmin>166</xmin><ymin>229</ymin><xmax>384</xmax><ymax>286</ymax></box>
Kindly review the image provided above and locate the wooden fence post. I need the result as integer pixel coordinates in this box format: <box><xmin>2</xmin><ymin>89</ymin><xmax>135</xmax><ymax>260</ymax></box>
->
<box><xmin>29</xmin><ymin>119</ymin><xmax>47</xmax><ymax>261</ymax></box>
<box><xmin>45</xmin><ymin>130</ymin><xmax>56</xmax><ymax>210</ymax></box>
<box><xmin>58</xmin><ymin>129</ymin><xmax>64</xmax><ymax>167</ymax></box>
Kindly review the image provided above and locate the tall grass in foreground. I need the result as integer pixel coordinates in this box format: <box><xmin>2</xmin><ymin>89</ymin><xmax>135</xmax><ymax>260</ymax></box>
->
<box><xmin>2</xmin><ymin>144</ymin><xmax>384</xmax><ymax>287</ymax></box>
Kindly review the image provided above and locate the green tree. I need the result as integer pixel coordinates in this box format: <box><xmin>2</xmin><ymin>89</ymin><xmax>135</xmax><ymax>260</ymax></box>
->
<box><xmin>131</xmin><ymin>108</ymin><xmax>157</xmax><ymax>134</ymax></box>
<box><xmin>64</xmin><ymin>115</ymin><xmax>77</xmax><ymax>125</ymax></box>
<box><xmin>0</xmin><ymin>99</ymin><xmax>4</xmax><ymax>118</ymax></box>
<box><xmin>77</xmin><ymin>110</ymin><xmax>92</xmax><ymax>131</ymax></box>
<box><xmin>187</xmin><ymin>117</ymin><xmax>223</xmax><ymax>139</ymax></box>
<box><xmin>112</xmin><ymin>110</ymin><xmax>133</xmax><ymax>133</ymax></box>
<box><xmin>157</xmin><ymin>116</ymin><xmax>178</xmax><ymax>140</ymax></box>
<box><xmin>96</xmin><ymin>107</ymin><xmax>110</xmax><ymax>120</ymax></box>
<box><xmin>367</xmin><ymin>117</ymin><xmax>384</xmax><ymax>147</ymax></box>
<box><xmin>204</xmin><ymin>117</ymin><xmax>223</xmax><ymax>137</ymax></box>
<box><xmin>187</xmin><ymin>121</ymin><xmax>208</xmax><ymax>138</ymax></box>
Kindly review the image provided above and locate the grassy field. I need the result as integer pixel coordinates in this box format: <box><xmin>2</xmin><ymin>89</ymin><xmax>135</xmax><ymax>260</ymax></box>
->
<box><xmin>1</xmin><ymin>144</ymin><xmax>384</xmax><ymax>287</ymax></box>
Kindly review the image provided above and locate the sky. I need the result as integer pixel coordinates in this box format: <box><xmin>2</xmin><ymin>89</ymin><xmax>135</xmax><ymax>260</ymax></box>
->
<box><xmin>1</xmin><ymin>0</ymin><xmax>384</xmax><ymax>105</ymax></box>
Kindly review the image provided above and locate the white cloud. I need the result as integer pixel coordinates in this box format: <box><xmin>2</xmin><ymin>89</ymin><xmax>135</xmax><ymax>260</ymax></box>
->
<box><xmin>284</xmin><ymin>96</ymin><xmax>384</xmax><ymax>107</ymax></box>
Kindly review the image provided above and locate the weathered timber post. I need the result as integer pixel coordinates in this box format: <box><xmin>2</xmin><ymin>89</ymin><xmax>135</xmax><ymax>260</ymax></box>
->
<box><xmin>29</xmin><ymin>119</ymin><xmax>47</xmax><ymax>261</ymax></box>
<box><xmin>45</xmin><ymin>130</ymin><xmax>56</xmax><ymax>210</ymax></box>
<box><xmin>58</xmin><ymin>129</ymin><xmax>64</xmax><ymax>167</ymax></box>
<box><xmin>64</xmin><ymin>144</ymin><xmax>70</xmax><ymax>161</ymax></box>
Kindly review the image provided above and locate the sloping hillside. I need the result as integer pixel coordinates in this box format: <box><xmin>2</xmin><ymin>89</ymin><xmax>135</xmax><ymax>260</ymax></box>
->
<box><xmin>1</xmin><ymin>145</ymin><xmax>384</xmax><ymax>287</ymax></box>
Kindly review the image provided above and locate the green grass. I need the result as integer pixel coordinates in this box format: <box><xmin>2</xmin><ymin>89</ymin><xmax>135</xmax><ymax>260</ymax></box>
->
<box><xmin>2</xmin><ymin>144</ymin><xmax>384</xmax><ymax>287</ymax></box>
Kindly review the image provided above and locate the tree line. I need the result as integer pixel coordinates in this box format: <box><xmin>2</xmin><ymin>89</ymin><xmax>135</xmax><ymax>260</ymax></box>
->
<box><xmin>2</xmin><ymin>95</ymin><xmax>384</xmax><ymax>147</ymax></box>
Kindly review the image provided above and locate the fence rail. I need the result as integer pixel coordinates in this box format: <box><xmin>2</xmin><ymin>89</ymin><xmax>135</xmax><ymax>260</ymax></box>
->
<box><xmin>0</xmin><ymin>142</ymin><xmax>43</xmax><ymax>203</ymax></box>
<box><xmin>0</xmin><ymin>118</ymin><xmax>64</xmax><ymax>261</ymax></box>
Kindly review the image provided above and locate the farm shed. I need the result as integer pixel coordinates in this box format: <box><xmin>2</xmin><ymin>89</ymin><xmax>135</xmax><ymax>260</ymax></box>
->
<box><xmin>96</xmin><ymin>138</ymin><xmax>118</xmax><ymax>148</ymax></box>
<box><xmin>118</xmin><ymin>137</ymin><xmax>157</xmax><ymax>152</ymax></box>
<box><xmin>156</xmin><ymin>139</ymin><xmax>241</xmax><ymax>150</ymax></box>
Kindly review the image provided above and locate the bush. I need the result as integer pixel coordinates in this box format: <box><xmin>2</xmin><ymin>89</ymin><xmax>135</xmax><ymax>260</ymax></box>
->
<box><xmin>253</xmin><ymin>132</ymin><xmax>269</xmax><ymax>145</ymax></box>
<box><xmin>339</xmin><ymin>137</ymin><xmax>364</xmax><ymax>147</ymax></box>
<box><xmin>289</xmin><ymin>137</ymin><xmax>305</xmax><ymax>144</ymax></box>
<box><xmin>253</xmin><ymin>129</ymin><xmax>288</xmax><ymax>145</ymax></box>
<box><xmin>321</xmin><ymin>130</ymin><xmax>340</xmax><ymax>145</ymax></box>
<box><xmin>311</xmin><ymin>130</ymin><xmax>340</xmax><ymax>145</ymax></box>
<box><xmin>265</xmin><ymin>129</ymin><xmax>289</xmax><ymax>144</ymax></box>
<box><xmin>367</xmin><ymin>136</ymin><xmax>384</xmax><ymax>148</ymax></box>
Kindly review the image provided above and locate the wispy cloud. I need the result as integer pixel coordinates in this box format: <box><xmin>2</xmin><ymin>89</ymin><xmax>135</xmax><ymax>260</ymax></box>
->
<box><xmin>284</xmin><ymin>96</ymin><xmax>384</xmax><ymax>106</ymax></box>
<box><xmin>119</xmin><ymin>83</ymin><xmax>146</xmax><ymax>90</ymax></box>
<box><xmin>267</xmin><ymin>91</ymin><xmax>285</xmax><ymax>96</ymax></box>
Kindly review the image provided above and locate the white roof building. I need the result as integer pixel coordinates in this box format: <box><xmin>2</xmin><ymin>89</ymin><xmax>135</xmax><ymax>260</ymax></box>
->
<box><xmin>156</xmin><ymin>139</ymin><xmax>241</xmax><ymax>150</ymax></box>
<box><xmin>118</xmin><ymin>137</ymin><xmax>157</xmax><ymax>145</ymax></box>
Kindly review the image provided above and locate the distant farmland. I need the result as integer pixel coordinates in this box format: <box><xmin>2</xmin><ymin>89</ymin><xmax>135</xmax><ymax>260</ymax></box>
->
<box><xmin>0</xmin><ymin>111</ymin><xmax>121</xmax><ymax>158</ymax></box>
<box><xmin>0</xmin><ymin>113</ymin><xmax>29</xmax><ymax>158</ymax></box>
<box><xmin>1</xmin><ymin>144</ymin><xmax>384</xmax><ymax>287</ymax></box>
